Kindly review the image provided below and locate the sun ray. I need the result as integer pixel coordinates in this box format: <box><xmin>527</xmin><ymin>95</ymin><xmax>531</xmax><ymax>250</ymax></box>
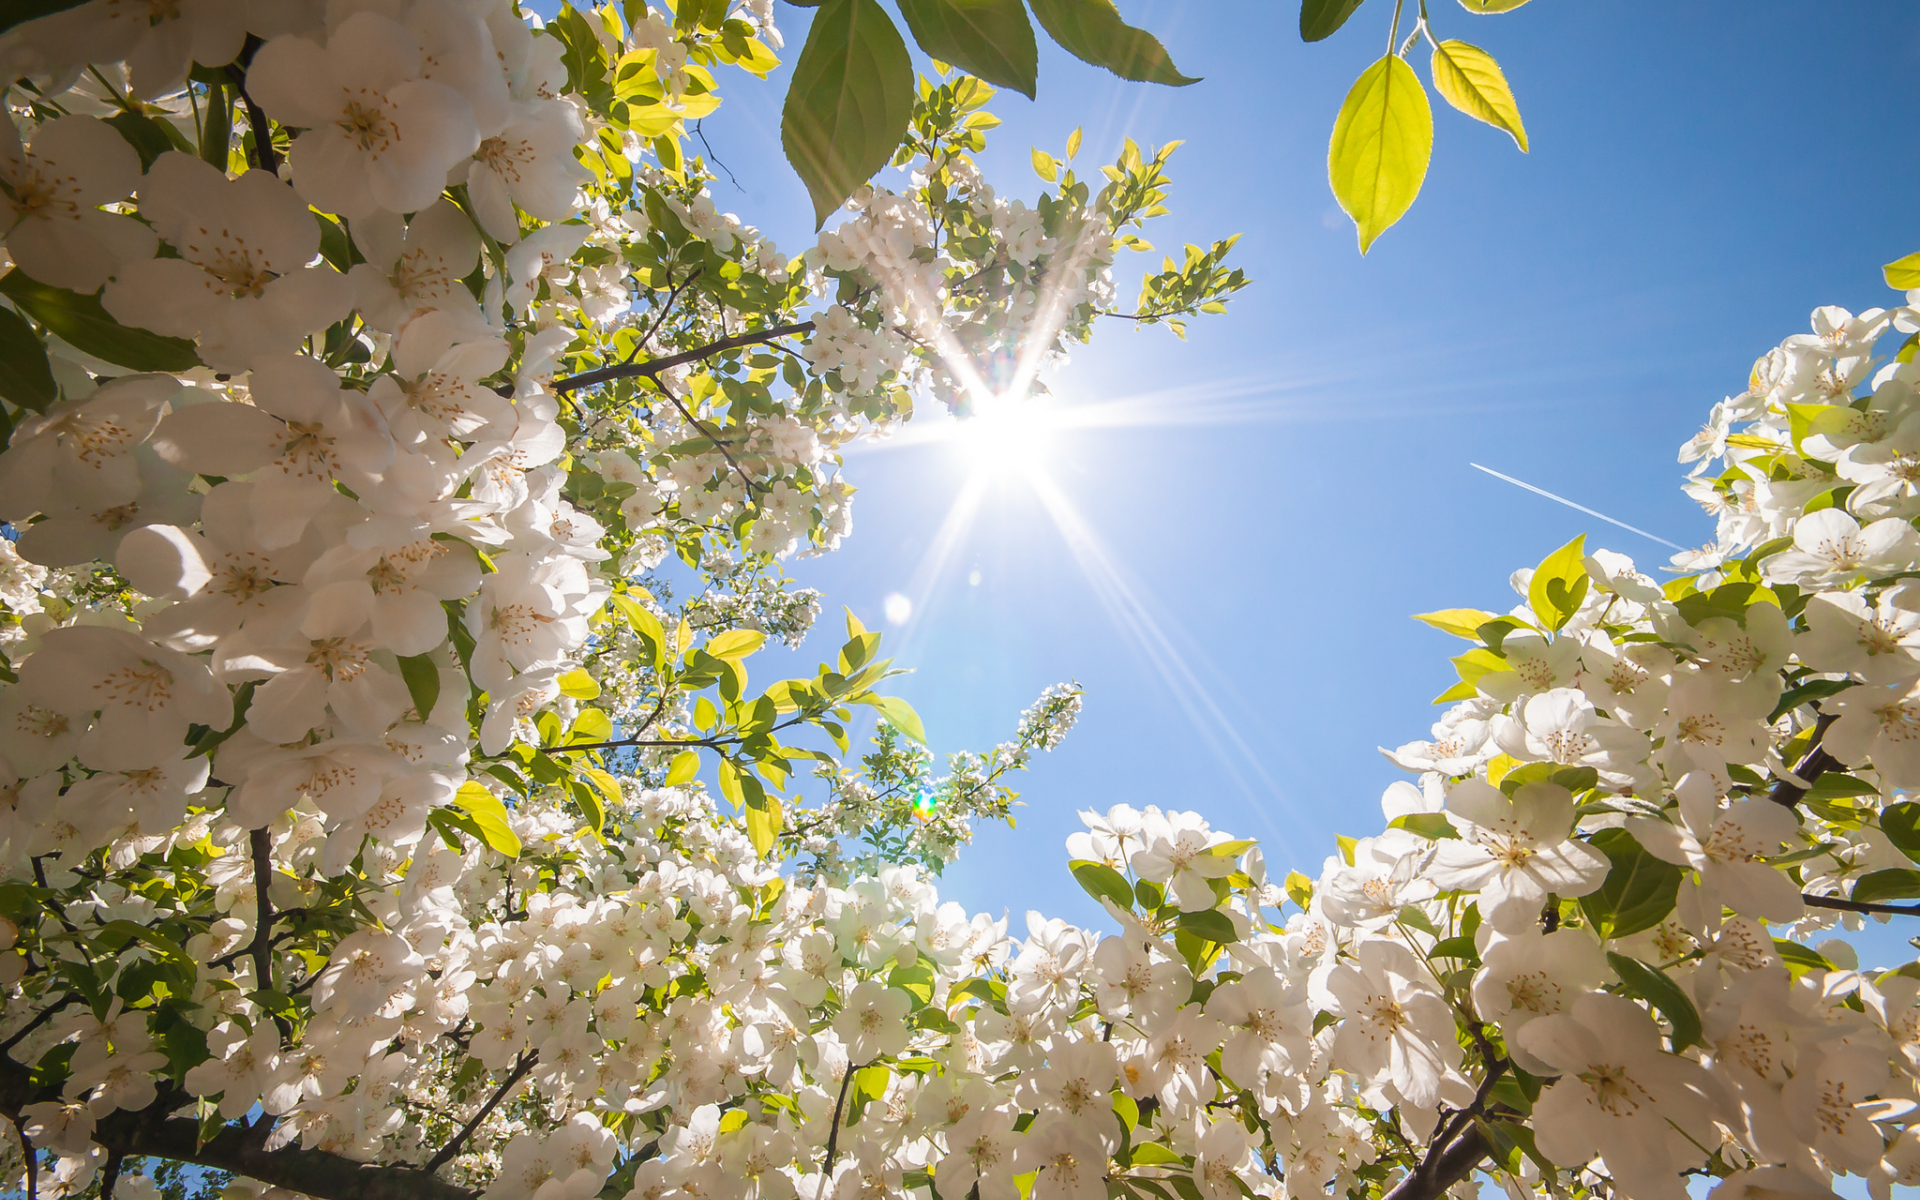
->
<box><xmin>1025</xmin><ymin>469</ymin><xmax>1301</xmax><ymax>851</ymax></box>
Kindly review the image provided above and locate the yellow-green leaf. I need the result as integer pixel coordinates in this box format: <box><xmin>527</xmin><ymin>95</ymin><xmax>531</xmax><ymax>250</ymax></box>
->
<box><xmin>1066</xmin><ymin>126</ymin><xmax>1082</xmax><ymax>158</ymax></box>
<box><xmin>745</xmin><ymin>792</ymin><xmax>783</xmax><ymax>856</ymax></box>
<box><xmin>1031</xmin><ymin>147</ymin><xmax>1058</xmax><ymax>181</ymax></box>
<box><xmin>453</xmin><ymin>782</ymin><xmax>521</xmax><ymax>858</ymax></box>
<box><xmin>1527</xmin><ymin>534</ymin><xmax>1589</xmax><ymax>632</ymax></box>
<box><xmin>707</xmin><ymin>629</ymin><xmax>766</xmax><ymax>659</ymax></box>
<box><xmin>845</xmin><ymin>606</ymin><xmax>867</xmax><ymax>639</ymax></box>
<box><xmin>1429</xmin><ymin>39</ymin><xmax>1526</xmax><ymax>151</ymax></box>
<box><xmin>583</xmin><ymin>767</ymin><xmax>623</xmax><ymax>815</ymax></box>
<box><xmin>1885</xmin><ymin>252</ymin><xmax>1920</xmax><ymax>291</ymax></box>
<box><xmin>1456</xmin><ymin>0</ymin><xmax>1530</xmax><ymax>10</ymax></box>
<box><xmin>664</xmin><ymin>750</ymin><xmax>700</xmax><ymax>787</ymax></box>
<box><xmin>717</xmin><ymin>758</ymin><xmax>744</xmax><ymax>807</ymax></box>
<box><xmin>1328</xmin><ymin>55</ymin><xmax>1432</xmax><ymax>254</ymax></box>
<box><xmin>873</xmin><ymin>695</ymin><xmax>926</xmax><ymax>745</ymax></box>
<box><xmin>1411</xmin><ymin>608</ymin><xmax>1499</xmax><ymax>639</ymax></box>
<box><xmin>558</xmin><ymin>668</ymin><xmax>600</xmax><ymax>699</ymax></box>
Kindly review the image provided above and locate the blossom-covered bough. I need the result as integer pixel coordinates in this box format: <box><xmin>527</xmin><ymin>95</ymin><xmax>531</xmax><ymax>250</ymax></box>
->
<box><xmin>0</xmin><ymin>5</ymin><xmax>1918</xmax><ymax>1200</ymax></box>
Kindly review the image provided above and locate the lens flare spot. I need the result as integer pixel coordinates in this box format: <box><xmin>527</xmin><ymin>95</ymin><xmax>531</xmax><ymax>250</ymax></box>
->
<box><xmin>883</xmin><ymin>592</ymin><xmax>913</xmax><ymax>625</ymax></box>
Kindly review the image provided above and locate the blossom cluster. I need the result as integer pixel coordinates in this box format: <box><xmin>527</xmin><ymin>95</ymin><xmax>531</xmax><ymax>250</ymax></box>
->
<box><xmin>14</xmin><ymin>4</ymin><xmax>1920</xmax><ymax>1200</ymax></box>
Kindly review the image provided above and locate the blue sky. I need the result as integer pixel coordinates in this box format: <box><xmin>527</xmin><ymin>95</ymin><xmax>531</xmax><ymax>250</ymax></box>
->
<box><xmin>583</xmin><ymin>3</ymin><xmax>1920</xmax><ymax>955</ymax></box>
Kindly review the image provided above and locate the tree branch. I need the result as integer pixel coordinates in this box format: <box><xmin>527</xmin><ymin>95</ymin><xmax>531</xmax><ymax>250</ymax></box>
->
<box><xmin>550</xmin><ymin>322</ymin><xmax>813</xmax><ymax>393</ymax></box>
<box><xmin>1768</xmin><ymin>710</ymin><xmax>1841</xmax><ymax>808</ymax></box>
<box><xmin>421</xmin><ymin>1050</ymin><xmax>538</xmax><ymax>1176</ymax></box>
<box><xmin>815</xmin><ymin>1060</ymin><xmax>860</xmax><ymax>1200</ymax></box>
<box><xmin>11</xmin><ymin>1114</ymin><xmax>35</xmax><ymax>1200</ymax></box>
<box><xmin>1382</xmin><ymin>1123</ymin><xmax>1491</xmax><ymax>1200</ymax></box>
<box><xmin>248</xmin><ymin>827</ymin><xmax>275</xmax><ymax>994</ymax></box>
<box><xmin>225</xmin><ymin>37</ymin><xmax>278</xmax><ymax>176</ymax></box>
<box><xmin>1804</xmin><ymin>893</ymin><xmax>1920</xmax><ymax>918</ymax></box>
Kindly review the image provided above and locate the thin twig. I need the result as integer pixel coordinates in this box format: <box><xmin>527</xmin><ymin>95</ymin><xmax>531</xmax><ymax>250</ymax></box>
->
<box><xmin>692</xmin><ymin>121</ymin><xmax>742</xmax><ymax>192</ymax></box>
<box><xmin>421</xmin><ymin>1050</ymin><xmax>538</xmax><ymax>1175</ymax></box>
<box><xmin>815</xmin><ymin>1062</ymin><xmax>859</xmax><ymax>1200</ymax></box>
<box><xmin>0</xmin><ymin>997</ymin><xmax>77</xmax><ymax>1054</ymax></box>
<box><xmin>1805</xmin><ymin>893</ymin><xmax>1920</xmax><ymax>918</ymax></box>
<box><xmin>551</xmin><ymin>322</ymin><xmax>813</xmax><ymax>392</ymax></box>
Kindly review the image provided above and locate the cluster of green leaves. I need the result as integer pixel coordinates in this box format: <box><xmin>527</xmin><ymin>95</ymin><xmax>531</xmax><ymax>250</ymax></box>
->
<box><xmin>778</xmin><ymin>0</ymin><xmax>1195</xmax><ymax>225</ymax></box>
<box><xmin>1067</xmin><ymin>843</ymin><xmax>1257</xmax><ymax>974</ymax></box>
<box><xmin>1308</xmin><ymin>0</ymin><xmax>1531</xmax><ymax>252</ymax></box>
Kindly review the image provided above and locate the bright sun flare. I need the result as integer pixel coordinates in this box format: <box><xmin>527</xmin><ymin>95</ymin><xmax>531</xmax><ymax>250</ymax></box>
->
<box><xmin>949</xmin><ymin>394</ymin><xmax>1054</xmax><ymax>476</ymax></box>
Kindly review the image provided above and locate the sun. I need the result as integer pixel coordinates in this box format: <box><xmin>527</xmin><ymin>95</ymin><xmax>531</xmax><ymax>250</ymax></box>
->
<box><xmin>949</xmin><ymin>392</ymin><xmax>1055</xmax><ymax>477</ymax></box>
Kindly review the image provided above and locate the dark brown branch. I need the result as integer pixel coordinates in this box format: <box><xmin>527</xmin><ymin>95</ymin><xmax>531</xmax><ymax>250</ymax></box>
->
<box><xmin>225</xmin><ymin>40</ymin><xmax>278</xmax><ymax>176</ymax></box>
<box><xmin>816</xmin><ymin>1060</ymin><xmax>860</xmax><ymax>1199</ymax></box>
<box><xmin>248</xmin><ymin>827</ymin><xmax>275</xmax><ymax>993</ymax></box>
<box><xmin>100</xmin><ymin>1148</ymin><xmax>123</xmax><ymax>1200</ymax></box>
<box><xmin>654</xmin><ymin>379</ymin><xmax>765</xmax><ymax>499</ymax></box>
<box><xmin>1769</xmin><ymin>711</ymin><xmax>1842</xmax><ymax>808</ymax></box>
<box><xmin>550</xmin><ymin>322</ymin><xmax>813</xmax><ymax>393</ymax></box>
<box><xmin>421</xmin><ymin>1050</ymin><xmax>538</xmax><ymax>1175</ymax></box>
<box><xmin>1382</xmin><ymin>1123</ymin><xmax>1492</xmax><ymax>1200</ymax></box>
<box><xmin>0</xmin><ymin>997</ymin><xmax>76</xmax><ymax>1054</ymax></box>
<box><xmin>11</xmin><ymin>1114</ymin><xmax>35</xmax><ymax>1200</ymax></box>
<box><xmin>0</xmin><ymin>1054</ymin><xmax>479</xmax><ymax>1200</ymax></box>
<box><xmin>1805</xmin><ymin>893</ymin><xmax>1920</xmax><ymax>918</ymax></box>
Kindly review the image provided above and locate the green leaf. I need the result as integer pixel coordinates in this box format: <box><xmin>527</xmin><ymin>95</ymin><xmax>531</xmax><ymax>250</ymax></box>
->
<box><xmin>1527</xmin><ymin>534</ymin><xmax>1589</xmax><ymax>632</ymax></box>
<box><xmin>1031</xmin><ymin>147</ymin><xmax>1059</xmax><ymax>181</ymax></box>
<box><xmin>1175</xmin><ymin>908</ymin><xmax>1238</xmax><ymax>943</ymax></box>
<box><xmin>397</xmin><ymin>654</ymin><xmax>441</xmax><ymax>721</ymax></box>
<box><xmin>0</xmin><ymin>0</ymin><xmax>88</xmax><ymax>35</ymax></box>
<box><xmin>1283</xmin><ymin>870</ymin><xmax>1313</xmax><ymax>910</ymax></box>
<box><xmin>1298</xmin><ymin>0</ymin><xmax>1365</xmax><ymax>41</ymax></box>
<box><xmin>1129</xmin><ymin>1143</ymin><xmax>1185</xmax><ymax>1167</ymax></box>
<box><xmin>1026</xmin><ymin>0</ymin><xmax>1197</xmax><ymax>87</ymax></box>
<box><xmin>0</xmin><ymin>305</ymin><xmax>56</xmax><ymax>412</ymax></box>
<box><xmin>1411</xmin><ymin>608</ymin><xmax>1500</xmax><ymax>639</ymax></box>
<box><xmin>581</xmin><ymin>767</ymin><xmax>622</xmax><ymax>826</ymax></box>
<box><xmin>567</xmin><ymin>778</ymin><xmax>606</xmax><ymax>834</ymax></box>
<box><xmin>557</xmin><ymin>668</ymin><xmax>600</xmax><ymax>699</ymax></box>
<box><xmin>664</xmin><ymin>750</ymin><xmax>700</xmax><ymax>787</ymax></box>
<box><xmin>1770</xmin><ymin>677</ymin><xmax>1855</xmax><ymax>724</ymax></box>
<box><xmin>452</xmin><ymin>782</ymin><xmax>521</xmax><ymax>858</ymax></box>
<box><xmin>1429</xmin><ymin>39</ymin><xmax>1526</xmax><ymax>151</ymax></box>
<box><xmin>872</xmin><ymin>695</ymin><xmax>927</xmax><ymax>744</ymax></box>
<box><xmin>745</xmin><ymin>792</ymin><xmax>783</xmax><ymax>856</ymax></box>
<box><xmin>706</xmin><ymin>629</ymin><xmax>766</xmax><ymax>659</ymax></box>
<box><xmin>107</xmin><ymin>110</ymin><xmax>189</xmax><ymax>170</ymax></box>
<box><xmin>0</xmin><ymin>271</ymin><xmax>200</xmax><ymax>371</ymax></box>
<box><xmin>897</xmin><ymin>0</ymin><xmax>1037</xmax><ymax>96</ymax></box>
<box><xmin>1886</xmin><ymin>253</ymin><xmax>1920</xmax><ymax>291</ymax></box>
<box><xmin>1327</xmin><ymin>54</ymin><xmax>1432</xmax><ymax>254</ymax></box>
<box><xmin>1607</xmin><ymin>952</ymin><xmax>1703</xmax><ymax>1051</ymax></box>
<box><xmin>1884</xmin><ymin>802</ymin><xmax>1920</xmax><ymax>862</ymax></box>
<box><xmin>1456</xmin><ymin>0</ymin><xmax>1530</xmax><ymax>9</ymax></box>
<box><xmin>1389</xmin><ymin>812</ymin><xmax>1459</xmax><ymax>840</ymax></box>
<box><xmin>780</xmin><ymin>0</ymin><xmax>915</xmax><ymax>228</ymax></box>
<box><xmin>1773</xmin><ymin>939</ymin><xmax>1836</xmax><ymax>976</ymax></box>
<box><xmin>1579</xmin><ymin>828</ymin><xmax>1683</xmax><ymax>939</ymax></box>
<box><xmin>1851</xmin><ymin>868</ymin><xmax>1920</xmax><ymax>905</ymax></box>
<box><xmin>887</xmin><ymin>959</ymin><xmax>935</xmax><ymax>1006</ymax></box>
<box><xmin>1070</xmin><ymin>860</ymin><xmax>1135</xmax><ymax>912</ymax></box>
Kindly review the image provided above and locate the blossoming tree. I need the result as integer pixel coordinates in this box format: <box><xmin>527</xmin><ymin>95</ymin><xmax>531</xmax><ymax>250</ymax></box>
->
<box><xmin>0</xmin><ymin>5</ymin><xmax>1918</xmax><ymax>1200</ymax></box>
